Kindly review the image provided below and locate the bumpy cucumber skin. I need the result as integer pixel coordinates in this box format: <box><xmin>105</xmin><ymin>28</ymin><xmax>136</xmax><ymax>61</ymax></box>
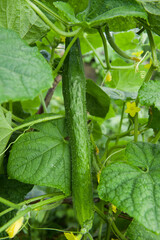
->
<box><xmin>62</xmin><ymin>37</ymin><xmax>93</xmax><ymax>230</ymax></box>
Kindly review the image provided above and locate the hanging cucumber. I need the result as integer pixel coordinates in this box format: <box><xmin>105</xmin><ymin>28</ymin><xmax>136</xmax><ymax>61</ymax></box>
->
<box><xmin>62</xmin><ymin>37</ymin><xmax>93</xmax><ymax>232</ymax></box>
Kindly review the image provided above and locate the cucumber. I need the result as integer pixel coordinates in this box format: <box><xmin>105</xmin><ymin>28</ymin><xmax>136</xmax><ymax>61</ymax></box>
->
<box><xmin>62</xmin><ymin>37</ymin><xmax>93</xmax><ymax>232</ymax></box>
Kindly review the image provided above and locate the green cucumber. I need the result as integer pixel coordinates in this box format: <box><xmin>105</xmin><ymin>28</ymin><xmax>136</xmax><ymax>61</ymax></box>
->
<box><xmin>62</xmin><ymin>37</ymin><xmax>93</xmax><ymax>232</ymax></box>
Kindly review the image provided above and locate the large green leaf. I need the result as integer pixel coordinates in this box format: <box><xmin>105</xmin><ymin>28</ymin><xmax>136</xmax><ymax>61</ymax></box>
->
<box><xmin>80</xmin><ymin>32</ymin><xmax>103</xmax><ymax>55</ymax></box>
<box><xmin>0</xmin><ymin>28</ymin><xmax>53</xmax><ymax>104</ymax></box>
<box><xmin>140</xmin><ymin>2</ymin><xmax>160</xmax><ymax>36</ymax></box>
<box><xmin>102</xmin><ymin>87</ymin><xmax>137</xmax><ymax>101</ymax></box>
<box><xmin>0</xmin><ymin>107</ymin><xmax>13</xmax><ymax>173</ymax></box>
<box><xmin>8</xmin><ymin>118</ymin><xmax>70</xmax><ymax>195</ymax></box>
<box><xmin>78</xmin><ymin>0</ymin><xmax>147</xmax><ymax>31</ymax></box>
<box><xmin>126</xmin><ymin>220</ymin><xmax>160</xmax><ymax>240</ymax></box>
<box><xmin>114</xmin><ymin>31</ymin><xmax>139</xmax><ymax>51</ymax></box>
<box><xmin>86</xmin><ymin>79</ymin><xmax>110</xmax><ymax>118</ymax></box>
<box><xmin>98</xmin><ymin>142</ymin><xmax>160</xmax><ymax>234</ymax></box>
<box><xmin>139</xmin><ymin>80</ymin><xmax>160</xmax><ymax>110</ymax></box>
<box><xmin>0</xmin><ymin>174</ymin><xmax>32</xmax><ymax>237</ymax></box>
<box><xmin>106</xmin><ymin>59</ymin><xmax>147</xmax><ymax>92</ymax></box>
<box><xmin>0</xmin><ymin>0</ymin><xmax>49</xmax><ymax>44</ymax></box>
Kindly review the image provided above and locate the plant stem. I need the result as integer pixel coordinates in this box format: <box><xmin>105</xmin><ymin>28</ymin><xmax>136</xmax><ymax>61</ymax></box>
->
<box><xmin>0</xmin><ymin>197</ymin><xmax>20</xmax><ymax>210</ymax></box>
<box><xmin>0</xmin><ymin>195</ymin><xmax>65</xmax><ymax>234</ymax></box>
<box><xmin>0</xmin><ymin>193</ymin><xmax>55</xmax><ymax>217</ymax></box>
<box><xmin>39</xmin><ymin>92</ymin><xmax>48</xmax><ymax>113</ymax></box>
<box><xmin>1</xmin><ymin>107</ymin><xmax>24</xmax><ymax>123</ymax></box>
<box><xmin>105</xmin><ymin>25</ymin><xmax>132</xmax><ymax>60</ymax></box>
<box><xmin>94</xmin><ymin>206</ymin><xmax>127</xmax><ymax>240</ymax></box>
<box><xmin>98</xmin><ymin>28</ymin><xmax>111</xmax><ymax>69</ymax></box>
<box><xmin>53</xmin><ymin>28</ymin><xmax>83</xmax><ymax>75</ymax></box>
<box><xmin>32</xmin><ymin>0</ymin><xmax>71</xmax><ymax>26</ymax></box>
<box><xmin>110</xmin><ymin>220</ymin><xmax>127</xmax><ymax>240</ymax></box>
<box><xmin>12</xmin><ymin>115</ymin><xmax>63</xmax><ymax>132</ymax></box>
<box><xmin>106</xmin><ymin>219</ymin><xmax>112</xmax><ymax>240</ymax></box>
<box><xmin>25</xmin><ymin>0</ymin><xmax>81</xmax><ymax>37</ymax></box>
<box><xmin>134</xmin><ymin>113</ymin><xmax>139</xmax><ymax>142</ymax></box>
<box><xmin>151</xmin><ymin>130</ymin><xmax>160</xmax><ymax>144</ymax></box>
<box><xmin>83</xmin><ymin>34</ymin><xmax>106</xmax><ymax>69</ymax></box>
<box><xmin>115</xmin><ymin>102</ymin><xmax>125</xmax><ymax>145</ymax></box>
<box><xmin>110</xmin><ymin>65</ymin><xmax>135</xmax><ymax>70</ymax></box>
<box><xmin>143</xmin><ymin>64</ymin><xmax>155</xmax><ymax>83</ymax></box>
<box><xmin>146</xmin><ymin>29</ymin><xmax>158</xmax><ymax>67</ymax></box>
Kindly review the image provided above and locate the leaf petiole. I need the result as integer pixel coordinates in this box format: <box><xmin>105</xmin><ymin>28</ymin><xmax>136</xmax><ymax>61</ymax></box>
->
<box><xmin>25</xmin><ymin>0</ymin><xmax>81</xmax><ymax>37</ymax></box>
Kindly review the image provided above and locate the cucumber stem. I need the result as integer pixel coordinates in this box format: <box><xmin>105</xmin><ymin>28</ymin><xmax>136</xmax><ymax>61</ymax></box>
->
<box><xmin>53</xmin><ymin>28</ymin><xmax>83</xmax><ymax>75</ymax></box>
<box><xmin>25</xmin><ymin>0</ymin><xmax>81</xmax><ymax>37</ymax></box>
<box><xmin>31</xmin><ymin>0</ymin><xmax>71</xmax><ymax>26</ymax></box>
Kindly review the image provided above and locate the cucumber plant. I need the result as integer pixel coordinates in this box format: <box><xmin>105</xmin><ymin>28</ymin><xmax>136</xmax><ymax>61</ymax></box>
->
<box><xmin>0</xmin><ymin>0</ymin><xmax>160</xmax><ymax>240</ymax></box>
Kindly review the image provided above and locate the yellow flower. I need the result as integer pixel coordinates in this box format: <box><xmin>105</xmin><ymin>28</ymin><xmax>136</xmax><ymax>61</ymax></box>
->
<box><xmin>64</xmin><ymin>232</ymin><xmax>80</xmax><ymax>240</ymax></box>
<box><xmin>125</xmin><ymin>102</ymin><xmax>140</xmax><ymax>117</ymax></box>
<box><xmin>6</xmin><ymin>217</ymin><xmax>24</xmax><ymax>238</ymax></box>
<box><xmin>105</xmin><ymin>71</ymin><xmax>112</xmax><ymax>82</ymax></box>
<box><xmin>97</xmin><ymin>171</ymin><xmax>101</xmax><ymax>183</ymax></box>
<box><xmin>132</xmin><ymin>50</ymin><xmax>143</xmax><ymax>58</ymax></box>
<box><xmin>111</xmin><ymin>204</ymin><xmax>117</xmax><ymax>213</ymax></box>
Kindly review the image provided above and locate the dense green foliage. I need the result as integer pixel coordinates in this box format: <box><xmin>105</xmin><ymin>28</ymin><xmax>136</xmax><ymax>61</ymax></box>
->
<box><xmin>0</xmin><ymin>0</ymin><xmax>160</xmax><ymax>239</ymax></box>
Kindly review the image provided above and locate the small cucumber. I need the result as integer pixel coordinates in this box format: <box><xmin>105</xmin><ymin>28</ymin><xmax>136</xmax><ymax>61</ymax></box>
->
<box><xmin>62</xmin><ymin>37</ymin><xmax>93</xmax><ymax>231</ymax></box>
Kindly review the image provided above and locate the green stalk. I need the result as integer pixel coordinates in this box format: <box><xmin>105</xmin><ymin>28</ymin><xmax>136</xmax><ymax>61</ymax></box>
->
<box><xmin>134</xmin><ymin>113</ymin><xmax>139</xmax><ymax>142</ymax></box>
<box><xmin>143</xmin><ymin>64</ymin><xmax>155</xmax><ymax>83</ymax></box>
<box><xmin>98</xmin><ymin>28</ymin><xmax>110</xmax><ymax>69</ymax></box>
<box><xmin>39</xmin><ymin>92</ymin><xmax>48</xmax><ymax>113</ymax></box>
<box><xmin>105</xmin><ymin>25</ymin><xmax>132</xmax><ymax>60</ymax></box>
<box><xmin>0</xmin><ymin>197</ymin><xmax>20</xmax><ymax>210</ymax></box>
<box><xmin>1</xmin><ymin>107</ymin><xmax>23</xmax><ymax>123</ymax></box>
<box><xmin>0</xmin><ymin>195</ymin><xmax>65</xmax><ymax>234</ymax></box>
<box><xmin>53</xmin><ymin>28</ymin><xmax>83</xmax><ymax>75</ymax></box>
<box><xmin>12</xmin><ymin>115</ymin><xmax>63</xmax><ymax>132</ymax></box>
<box><xmin>106</xmin><ymin>218</ymin><xmax>112</xmax><ymax>240</ymax></box>
<box><xmin>110</xmin><ymin>65</ymin><xmax>135</xmax><ymax>70</ymax></box>
<box><xmin>146</xmin><ymin>29</ymin><xmax>158</xmax><ymax>67</ymax></box>
<box><xmin>0</xmin><ymin>193</ymin><xmax>55</xmax><ymax>217</ymax></box>
<box><xmin>83</xmin><ymin>34</ymin><xmax>106</xmax><ymax>69</ymax></box>
<box><xmin>25</xmin><ymin>0</ymin><xmax>81</xmax><ymax>37</ymax></box>
<box><xmin>151</xmin><ymin>130</ymin><xmax>160</xmax><ymax>144</ymax></box>
<box><xmin>115</xmin><ymin>102</ymin><xmax>125</xmax><ymax>145</ymax></box>
<box><xmin>32</xmin><ymin>0</ymin><xmax>71</xmax><ymax>26</ymax></box>
<box><xmin>94</xmin><ymin>206</ymin><xmax>127</xmax><ymax>240</ymax></box>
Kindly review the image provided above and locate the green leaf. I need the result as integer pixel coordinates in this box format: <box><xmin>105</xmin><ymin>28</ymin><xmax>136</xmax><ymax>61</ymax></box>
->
<box><xmin>0</xmin><ymin>28</ymin><xmax>53</xmax><ymax>104</ymax></box>
<box><xmin>8</xmin><ymin>118</ymin><xmax>70</xmax><ymax>195</ymax></box>
<box><xmin>0</xmin><ymin>107</ymin><xmax>13</xmax><ymax>173</ymax></box>
<box><xmin>80</xmin><ymin>32</ymin><xmax>103</xmax><ymax>55</ymax></box>
<box><xmin>114</xmin><ymin>31</ymin><xmax>139</xmax><ymax>51</ymax></box>
<box><xmin>0</xmin><ymin>174</ymin><xmax>32</xmax><ymax>236</ymax></box>
<box><xmin>98</xmin><ymin>141</ymin><xmax>160</xmax><ymax>234</ymax></box>
<box><xmin>68</xmin><ymin>0</ymin><xmax>89</xmax><ymax>15</ymax></box>
<box><xmin>53</xmin><ymin>2</ymin><xmax>79</xmax><ymax>23</ymax></box>
<box><xmin>86</xmin><ymin>79</ymin><xmax>110</xmax><ymax>118</ymax></box>
<box><xmin>79</xmin><ymin>0</ymin><xmax>147</xmax><ymax>31</ymax></box>
<box><xmin>0</xmin><ymin>0</ymin><xmax>49</xmax><ymax>44</ymax></box>
<box><xmin>107</xmin><ymin>59</ymin><xmax>146</xmax><ymax>92</ymax></box>
<box><xmin>126</xmin><ymin>220</ymin><xmax>160</xmax><ymax>240</ymax></box>
<box><xmin>141</xmin><ymin>2</ymin><xmax>160</xmax><ymax>36</ymax></box>
<box><xmin>139</xmin><ymin>80</ymin><xmax>160</xmax><ymax>110</ymax></box>
<box><xmin>102</xmin><ymin>87</ymin><xmax>137</xmax><ymax>101</ymax></box>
